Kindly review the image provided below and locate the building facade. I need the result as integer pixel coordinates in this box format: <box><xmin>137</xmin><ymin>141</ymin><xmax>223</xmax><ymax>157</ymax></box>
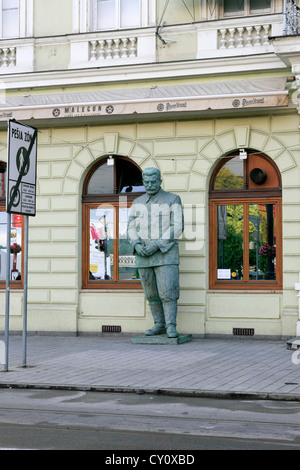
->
<box><xmin>0</xmin><ymin>0</ymin><xmax>299</xmax><ymax>338</ymax></box>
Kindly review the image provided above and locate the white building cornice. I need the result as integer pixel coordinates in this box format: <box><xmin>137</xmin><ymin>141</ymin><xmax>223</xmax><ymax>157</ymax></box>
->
<box><xmin>0</xmin><ymin>53</ymin><xmax>288</xmax><ymax>92</ymax></box>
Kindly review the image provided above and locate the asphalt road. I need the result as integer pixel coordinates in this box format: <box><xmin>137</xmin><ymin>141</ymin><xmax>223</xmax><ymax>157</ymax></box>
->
<box><xmin>0</xmin><ymin>389</ymin><xmax>300</xmax><ymax>451</ymax></box>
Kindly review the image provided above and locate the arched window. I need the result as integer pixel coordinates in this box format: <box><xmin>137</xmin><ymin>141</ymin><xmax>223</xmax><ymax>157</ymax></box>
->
<box><xmin>209</xmin><ymin>151</ymin><xmax>282</xmax><ymax>290</ymax></box>
<box><xmin>0</xmin><ymin>161</ymin><xmax>23</xmax><ymax>287</ymax></box>
<box><xmin>82</xmin><ymin>156</ymin><xmax>145</xmax><ymax>289</ymax></box>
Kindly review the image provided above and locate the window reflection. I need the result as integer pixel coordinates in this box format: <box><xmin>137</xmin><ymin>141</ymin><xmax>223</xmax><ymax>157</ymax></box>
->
<box><xmin>89</xmin><ymin>208</ymin><xmax>114</xmax><ymax>280</ymax></box>
<box><xmin>2</xmin><ymin>0</ymin><xmax>19</xmax><ymax>38</ymax></box>
<box><xmin>224</xmin><ymin>0</ymin><xmax>244</xmax><ymax>13</ymax></box>
<box><xmin>119</xmin><ymin>207</ymin><xmax>139</xmax><ymax>281</ymax></box>
<box><xmin>87</xmin><ymin>164</ymin><xmax>114</xmax><ymax>194</ymax></box>
<box><xmin>0</xmin><ymin>212</ymin><xmax>22</xmax><ymax>281</ymax></box>
<box><xmin>87</xmin><ymin>158</ymin><xmax>144</xmax><ymax>195</ymax></box>
<box><xmin>217</xmin><ymin>204</ymin><xmax>243</xmax><ymax>280</ymax></box>
<box><xmin>120</xmin><ymin>0</ymin><xmax>140</xmax><ymax>28</ymax></box>
<box><xmin>249</xmin><ymin>204</ymin><xmax>276</xmax><ymax>281</ymax></box>
<box><xmin>214</xmin><ymin>157</ymin><xmax>244</xmax><ymax>190</ymax></box>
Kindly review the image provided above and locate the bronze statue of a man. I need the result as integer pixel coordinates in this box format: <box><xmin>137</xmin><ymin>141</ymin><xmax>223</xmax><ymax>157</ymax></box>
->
<box><xmin>127</xmin><ymin>167</ymin><xmax>184</xmax><ymax>338</ymax></box>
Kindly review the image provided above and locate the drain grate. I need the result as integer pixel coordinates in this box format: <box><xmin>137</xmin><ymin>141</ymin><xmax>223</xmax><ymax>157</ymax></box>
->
<box><xmin>102</xmin><ymin>325</ymin><xmax>122</xmax><ymax>333</ymax></box>
<box><xmin>233</xmin><ymin>328</ymin><xmax>255</xmax><ymax>337</ymax></box>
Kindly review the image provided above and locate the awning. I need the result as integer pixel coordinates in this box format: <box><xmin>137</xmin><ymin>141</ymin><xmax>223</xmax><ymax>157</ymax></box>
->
<box><xmin>0</xmin><ymin>77</ymin><xmax>289</xmax><ymax>122</ymax></box>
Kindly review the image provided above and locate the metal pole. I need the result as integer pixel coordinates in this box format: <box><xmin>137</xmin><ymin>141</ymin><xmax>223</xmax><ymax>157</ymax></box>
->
<box><xmin>22</xmin><ymin>215</ymin><xmax>29</xmax><ymax>367</ymax></box>
<box><xmin>4</xmin><ymin>212</ymin><xmax>11</xmax><ymax>372</ymax></box>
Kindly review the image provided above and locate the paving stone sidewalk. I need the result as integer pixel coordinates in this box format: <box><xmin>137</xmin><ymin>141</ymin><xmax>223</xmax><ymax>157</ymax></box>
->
<box><xmin>0</xmin><ymin>335</ymin><xmax>300</xmax><ymax>400</ymax></box>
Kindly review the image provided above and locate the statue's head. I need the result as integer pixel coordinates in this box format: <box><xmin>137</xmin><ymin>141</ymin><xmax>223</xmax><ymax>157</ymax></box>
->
<box><xmin>142</xmin><ymin>167</ymin><xmax>162</xmax><ymax>196</ymax></box>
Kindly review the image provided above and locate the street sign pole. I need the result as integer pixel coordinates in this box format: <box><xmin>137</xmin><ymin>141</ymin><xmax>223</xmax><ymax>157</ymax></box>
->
<box><xmin>22</xmin><ymin>215</ymin><xmax>29</xmax><ymax>367</ymax></box>
<box><xmin>4</xmin><ymin>212</ymin><xmax>11</xmax><ymax>372</ymax></box>
<box><xmin>4</xmin><ymin>119</ymin><xmax>37</xmax><ymax>371</ymax></box>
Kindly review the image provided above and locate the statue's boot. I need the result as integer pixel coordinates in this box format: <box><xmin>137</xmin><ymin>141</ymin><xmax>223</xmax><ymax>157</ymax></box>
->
<box><xmin>163</xmin><ymin>301</ymin><xmax>178</xmax><ymax>338</ymax></box>
<box><xmin>145</xmin><ymin>301</ymin><xmax>166</xmax><ymax>335</ymax></box>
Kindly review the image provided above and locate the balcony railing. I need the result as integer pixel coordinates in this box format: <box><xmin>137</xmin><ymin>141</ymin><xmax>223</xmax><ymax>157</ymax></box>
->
<box><xmin>68</xmin><ymin>28</ymin><xmax>156</xmax><ymax>69</ymax></box>
<box><xmin>197</xmin><ymin>14</ymin><xmax>283</xmax><ymax>59</ymax></box>
<box><xmin>0</xmin><ymin>47</ymin><xmax>16</xmax><ymax>67</ymax></box>
<box><xmin>0</xmin><ymin>38</ymin><xmax>34</xmax><ymax>73</ymax></box>
<box><xmin>89</xmin><ymin>37</ymin><xmax>138</xmax><ymax>61</ymax></box>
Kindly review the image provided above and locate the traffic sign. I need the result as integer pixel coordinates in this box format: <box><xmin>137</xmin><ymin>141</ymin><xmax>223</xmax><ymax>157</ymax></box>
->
<box><xmin>6</xmin><ymin>120</ymin><xmax>37</xmax><ymax>216</ymax></box>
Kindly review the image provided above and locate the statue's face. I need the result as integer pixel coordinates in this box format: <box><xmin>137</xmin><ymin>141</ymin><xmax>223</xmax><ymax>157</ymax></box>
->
<box><xmin>142</xmin><ymin>173</ymin><xmax>162</xmax><ymax>196</ymax></box>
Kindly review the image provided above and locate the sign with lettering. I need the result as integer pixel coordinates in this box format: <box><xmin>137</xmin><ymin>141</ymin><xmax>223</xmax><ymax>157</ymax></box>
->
<box><xmin>0</xmin><ymin>93</ymin><xmax>289</xmax><ymax>123</ymax></box>
<box><xmin>6</xmin><ymin>120</ymin><xmax>37</xmax><ymax>216</ymax></box>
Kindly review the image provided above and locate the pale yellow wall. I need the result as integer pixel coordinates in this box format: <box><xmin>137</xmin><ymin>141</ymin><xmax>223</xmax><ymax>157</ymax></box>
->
<box><xmin>0</xmin><ymin>110</ymin><xmax>299</xmax><ymax>337</ymax></box>
<box><xmin>157</xmin><ymin>32</ymin><xmax>198</xmax><ymax>61</ymax></box>
<box><xmin>34</xmin><ymin>41</ymin><xmax>70</xmax><ymax>71</ymax></box>
<box><xmin>157</xmin><ymin>0</ymin><xmax>200</xmax><ymax>24</ymax></box>
<box><xmin>33</xmin><ymin>0</ymin><xmax>73</xmax><ymax>37</ymax></box>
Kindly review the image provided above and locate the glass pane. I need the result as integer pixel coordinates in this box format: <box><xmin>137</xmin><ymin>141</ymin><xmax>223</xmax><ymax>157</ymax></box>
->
<box><xmin>217</xmin><ymin>204</ymin><xmax>243</xmax><ymax>280</ymax></box>
<box><xmin>224</xmin><ymin>0</ymin><xmax>244</xmax><ymax>13</ymax></box>
<box><xmin>89</xmin><ymin>207</ymin><xmax>114</xmax><ymax>280</ymax></box>
<box><xmin>118</xmin><ymin>207</ymin><xmax>139</xmax><ymax>281</ymax></box>
<box><xmin>3</xmin><ymin>0</ymin><xmax>19</xmax><ymax>9</ymax></box>
<box><xmin>117</xmin><ymin>159</ymin><xmax>144</xmax><ymax>193</ymax></box>
<box><xmin>2</xmin><ymin>9</ymin><xmax>19</xmax><ymax>38</ymax></box>
<box><xmin>250</xmin><ymin>0</ymin><xmax>271</xmax><ymax>10</ymax></box>
<box><xmin>97</xmin><ymin>0</ymin><xmax>116</xmax><ymax>30</ymax></box>
<box><xmin>120</xmin><ymin>0</ymin><xmax>140</xmax><ymax>28</ymax></box>
<box><xmin>249</xmin><ymin>204</ymin><xmax>276</xmax><ymax>281</ymax></box>
<box><xmin>87</xmin><ymin>163</ymin><xmax>114</xmax><ymax>194</ymax></box>
<box><xmin>214</xmin><ymin>157</ymin><xmax>244</xmax><ymax>190</ymax></box>
<box><xmin>0</xmin><ymin>212</ymin><xmax>22</xmax><ymax>281</ymax></box>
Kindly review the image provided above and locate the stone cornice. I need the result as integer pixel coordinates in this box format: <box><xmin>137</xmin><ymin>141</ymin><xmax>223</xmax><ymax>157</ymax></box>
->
<box><xmin>0</xmin><ymin>53</ymin><xmax>287</xmax><ymax>92</ymax></box>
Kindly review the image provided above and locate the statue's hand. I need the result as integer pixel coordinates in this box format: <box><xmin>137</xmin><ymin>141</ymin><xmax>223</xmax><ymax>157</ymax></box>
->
<box><xmin>143</xmin><ymin>240</ymin><xmax>159</xmax><ymax>256</ymax></box>
<box><xmin>134</xmin><ymin>243</ymin><xmax>147</xmax><ymax>257</ymax></box>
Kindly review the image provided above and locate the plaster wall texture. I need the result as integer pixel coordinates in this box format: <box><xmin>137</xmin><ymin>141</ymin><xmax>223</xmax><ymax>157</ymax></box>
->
<box><xmin>0</xmin><ymin>113</ymin><xmax>298</xmax><ymax>336</ymax></box>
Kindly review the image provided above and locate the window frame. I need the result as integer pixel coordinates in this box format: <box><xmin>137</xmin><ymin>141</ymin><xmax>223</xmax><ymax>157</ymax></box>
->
<box><xmin>221</xmin><ymin>0</ymin><xmax>272</xmax><ymax>17</ymax></box>
<box><xmin>92</xmin><ymin>0</ymin><xmax>141</xmax><ymax>31</ymax></box>
<box><xmin>82</xmin><ymin>156</ymin><xmax>144</xmax><ymax>290</ymax></box>
<box><xmin>209</xmin><ymin>152</ymin><xmax>282</xmax><ymax>291</ymax></box>
<box><xmin>73</xmin><ymin>0</ymin><xmax>156</xmax><ymax>33</ymax></box>
<box><xmin>0</xmin><ymin>0</ymin><xmax>33</xmax><ymax>39</ymax></box>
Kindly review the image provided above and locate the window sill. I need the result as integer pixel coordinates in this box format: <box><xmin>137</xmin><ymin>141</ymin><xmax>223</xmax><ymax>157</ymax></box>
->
<box><xmin>80</xmin><ymin>288</ymin><xmax>143</xmax><ymax>293</ymax></box>
<box><xmin>208</xmin><ymin>289</ymin><xmax>283</xmax><ymax>294</ymax></box>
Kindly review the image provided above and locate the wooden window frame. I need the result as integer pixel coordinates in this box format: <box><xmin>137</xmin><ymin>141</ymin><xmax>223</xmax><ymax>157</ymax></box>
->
<box><xmin>209</xmin><ymin>152</ymin><xmax>282</xmax><ymax>291</ymax></box>
<box><xmin>209</xmin><ymin>197</ymin><xmax>282</xmax><ymax>290</ymax></box>
<box><xmin>82</xmin><ymin>156</ymin><xmax>144</xmax><ymax>290</ymax></box>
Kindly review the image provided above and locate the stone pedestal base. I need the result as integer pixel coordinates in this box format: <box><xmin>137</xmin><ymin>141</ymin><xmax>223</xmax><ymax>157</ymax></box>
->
<box><xmin>287</xmin><ymin>337</ymin><xmax>300</xmax><ymax>350</ymax></box>
<box><xmin>131</xmin><ymin>334</ymin><xmax>192</xmax><ymax>345</ymax></box>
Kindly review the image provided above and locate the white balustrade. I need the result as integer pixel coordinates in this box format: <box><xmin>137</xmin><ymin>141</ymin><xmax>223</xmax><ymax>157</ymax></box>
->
<box><xmin>218</xmin><ymin>24</ymin><xmax>271</xmax><ymax>50</ymax></box>
<box><xmin>69</xmin><ymin>29</ymin><xmax>156</xmax><ymax>69</ymax></box>
<box><xmin>0</xmin><ymin>47</ymin><xmax>16</xmax><ymax>67</ymax></box>
<box><xmin>197</xmin><ymin>15</ymin><xmax>283</xmax><ymax>59</ymax></box>
<box><xmin>89</xmin><ymin>36</ymin><xmax>137</xmax><ymax>62</ymax></box>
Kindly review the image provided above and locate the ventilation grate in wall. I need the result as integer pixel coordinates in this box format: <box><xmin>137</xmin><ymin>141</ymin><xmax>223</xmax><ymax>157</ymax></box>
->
<box><xmin>233</xmin><ymin>328</ymin><xmax>255</xmax><ymax>337</ymax></box>
<box><xmin>102</xmin><ymin>325</ymin><xmax>122</xmax><ymax>333</ymax></box>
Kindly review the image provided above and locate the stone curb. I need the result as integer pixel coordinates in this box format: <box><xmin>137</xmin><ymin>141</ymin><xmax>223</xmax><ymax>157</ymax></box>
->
<box><xmin>1</xmin><ymin>382</ymin><xmax>300</xmax><ymax>402</ymax></box>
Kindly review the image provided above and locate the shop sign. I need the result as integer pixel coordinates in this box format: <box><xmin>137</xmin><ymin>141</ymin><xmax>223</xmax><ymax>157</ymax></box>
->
<box><xmin>0</xmin><ymin>93</ymin><xmax>288</xmax><ymax>122</ymax></box>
